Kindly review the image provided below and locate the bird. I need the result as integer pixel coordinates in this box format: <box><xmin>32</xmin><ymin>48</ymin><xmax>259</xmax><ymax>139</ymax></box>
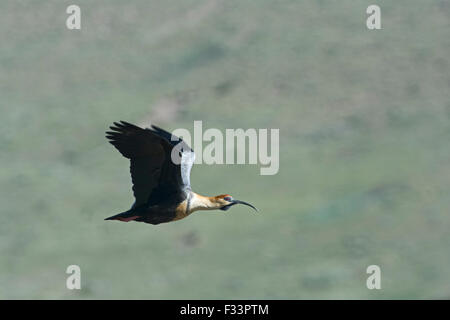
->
<box><xmin>104</xmin><ymin>121</ymin><xmax>257</xmax><ymax>225</ymax></box>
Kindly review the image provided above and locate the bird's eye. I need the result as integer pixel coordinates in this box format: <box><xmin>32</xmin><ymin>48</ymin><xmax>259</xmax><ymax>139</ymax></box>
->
<box><xmin>224</xmin><ymin>196</ymin><xmax>232</xmax><ymax>202</ymax></box>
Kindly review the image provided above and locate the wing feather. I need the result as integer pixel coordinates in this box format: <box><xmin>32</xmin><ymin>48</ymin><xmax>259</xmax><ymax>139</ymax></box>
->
<box><xmin>106</xmin><ymin>121</ymin><xmax>195</xmax><ymax>208</ymax></box>
<box><xmin>106</xmin><ymin>121</ymin><xmax>166</xmax><ymax>206</ymax></box>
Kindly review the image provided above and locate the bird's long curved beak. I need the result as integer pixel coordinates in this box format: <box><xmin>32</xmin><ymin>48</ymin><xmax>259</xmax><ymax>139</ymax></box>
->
<box><xmin>232</xmin><ymin>199</ymin><xmax>258</xmax><ymax>212</ymax></box>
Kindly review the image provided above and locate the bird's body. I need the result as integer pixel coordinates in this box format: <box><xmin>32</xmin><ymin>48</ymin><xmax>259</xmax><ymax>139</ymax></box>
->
<box><xmin>105</xmin><ymin>121</ymin><xmax>256</xmax><ymax>225</ymax></box>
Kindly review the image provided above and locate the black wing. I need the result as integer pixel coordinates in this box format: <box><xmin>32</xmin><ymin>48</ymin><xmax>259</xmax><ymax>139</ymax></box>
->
<box><xmin>106</xmin><ymin>121</ymin><xmax>195</xmax><ymax>207</ymax></box>
<box><xmin>150</xmin><ymin>125</ymin><xmax>195</xmax><ymax>188</ymax></box>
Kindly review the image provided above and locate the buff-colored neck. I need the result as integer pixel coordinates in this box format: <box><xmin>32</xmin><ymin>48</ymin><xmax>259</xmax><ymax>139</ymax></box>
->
<box><xmin>189</xmin><ymin>192</ymin><xmax>222</xmax><ymax>213</ymax></box>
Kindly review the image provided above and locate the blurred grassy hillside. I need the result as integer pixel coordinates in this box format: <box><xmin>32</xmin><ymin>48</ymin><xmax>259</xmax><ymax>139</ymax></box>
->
<box><xmin>1</xmin><ymin>0</ymin><xmax>450</xmax><ymax>299</ymax></box>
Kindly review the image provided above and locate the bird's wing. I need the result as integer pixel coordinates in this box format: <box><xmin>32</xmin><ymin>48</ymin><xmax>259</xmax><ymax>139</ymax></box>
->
<box><xmin>106</xmin><ymin>121</ymin><xmax>195</xmax><ymax>207</ymax></box>
<box><xmin>150</xmin><ymin>125</ymin><xmax>195</xmax><ymax>189</ymax></box>
<box><xmin>106</xmin><ymin>121</ymin><xmax>166</xmax><ymax>207</ymax></box>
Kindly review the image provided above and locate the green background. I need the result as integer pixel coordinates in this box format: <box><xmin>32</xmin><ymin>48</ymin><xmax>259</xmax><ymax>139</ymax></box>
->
<box><xmin>1</xmin><ymin>0</ymin><xmax>449</xmax><ymax>299</ymax></box>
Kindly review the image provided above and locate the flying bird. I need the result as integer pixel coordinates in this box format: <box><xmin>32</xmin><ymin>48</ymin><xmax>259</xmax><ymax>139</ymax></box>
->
<box><xmin>105</xmin><ymin>121</ymin><xmax>257</xmax><ymax>225</ymax></box>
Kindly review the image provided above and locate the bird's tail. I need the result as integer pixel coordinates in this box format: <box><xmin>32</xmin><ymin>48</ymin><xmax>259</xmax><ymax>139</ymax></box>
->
<box><xmin>105</xmin><ymin>210</ymin><xmax>141</xmax><ymax>222</ymax></box>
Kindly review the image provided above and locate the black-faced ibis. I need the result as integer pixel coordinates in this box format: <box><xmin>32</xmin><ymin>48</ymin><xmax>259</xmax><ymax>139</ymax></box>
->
<box><xmin>105</xmin><ymin>121</ymin><xmax>257</xmax><ymax>225</ymax></box>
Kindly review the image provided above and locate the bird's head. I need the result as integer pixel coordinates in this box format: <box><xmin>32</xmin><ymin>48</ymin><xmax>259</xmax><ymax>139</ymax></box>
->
<box><xmin>214</xmin><ymin>194</ymin><xmax>258</xmax><ymax>212</ymax></box>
